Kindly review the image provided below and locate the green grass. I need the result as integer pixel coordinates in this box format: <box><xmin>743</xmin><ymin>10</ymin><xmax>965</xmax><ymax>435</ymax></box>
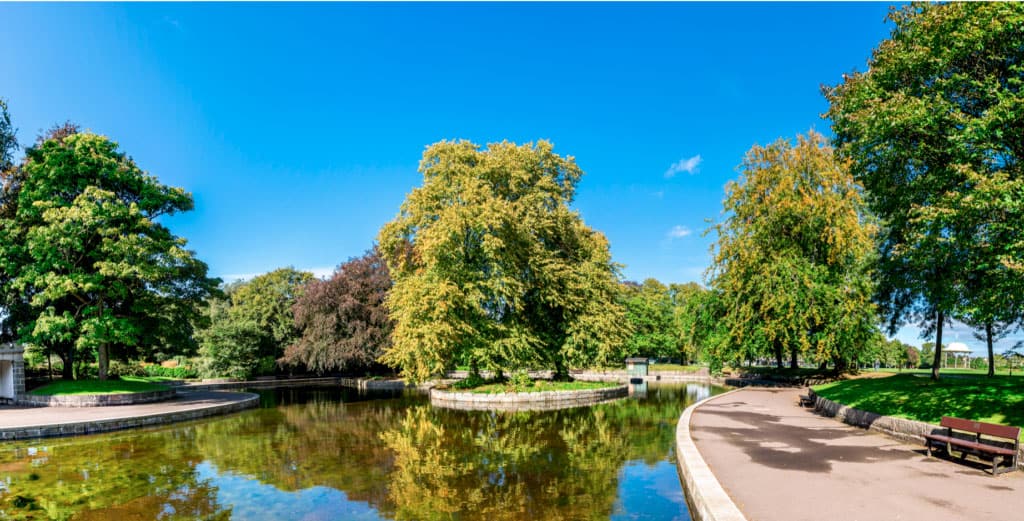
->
<box><xmin>29</xmin><ymin>376</ymin><xmax>170</xmax><ymax>396</ymax></box>
<box><xmin>813</xmin><ymin>373</ymin><xmax>1024</xmax><ymax>438</ymax></box>
<box><xmin>649</xmin><ymin>364</ymin><xmax>704</xmax><ymax>373</ymax></box>
<box><xmin>872</xmin><ymin>367</ymin><xmax>1024</xmax><ymax>377</ymax></box>
<box><xmin>457</xmin><ymin>380</ymin><xmax>620</xmax><ymax>394</ymax></box>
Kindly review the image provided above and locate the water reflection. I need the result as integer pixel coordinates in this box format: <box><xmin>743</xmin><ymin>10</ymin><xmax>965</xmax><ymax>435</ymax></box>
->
<box><xmin>0</xmin><ymin>384</ymin><xmax>722</xmax><ymax>520</ymax></box>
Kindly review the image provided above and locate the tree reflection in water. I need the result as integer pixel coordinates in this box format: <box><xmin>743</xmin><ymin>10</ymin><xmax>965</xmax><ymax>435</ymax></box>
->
<box><xmin>0</xmin><ymin>384</ymin><xmax>719</xmax><ymax>520</ymax></box>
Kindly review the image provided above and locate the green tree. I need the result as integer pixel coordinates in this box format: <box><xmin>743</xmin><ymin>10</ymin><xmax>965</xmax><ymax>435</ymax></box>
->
<box><xmin>708</xmin><ymin>131</ymin><xmax>877</xmax><ymax>371</ymax></box>
<box><xmin>826</xmin><ymin>3</ymin><xmax>1024</xmax><ymax>380</ymax></box>
<box><xmin>0</xmin><ymin>131</ymin><xmax>218</xmax><ymax>379</ymax></box>
<box><xmin>619</xmin><ymin>279</ymin><xmax>681</xmax><ymax>361</ymax></box>
<box><xmin>197</xmin><ymin>268</ymin><xmax>312</xmax><ymax>379</ymax></box>
<box><xmin>0</xmin><ymin>98</ymin><xmax>21</xmax><ymax>342</ymax></box>
<box><xmin>378</xmin><ymin>140</ymin><xmax>630</xmax><ymax>382</ymax></box>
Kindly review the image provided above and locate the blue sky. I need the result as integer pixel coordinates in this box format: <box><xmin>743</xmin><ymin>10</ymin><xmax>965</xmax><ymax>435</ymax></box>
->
<box><xmin>1</xmin><ymin>3</ymin><xmax>1017</xmax><ymax>354</ymax></box>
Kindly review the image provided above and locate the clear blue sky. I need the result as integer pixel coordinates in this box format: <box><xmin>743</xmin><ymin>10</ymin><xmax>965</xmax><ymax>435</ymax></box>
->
<box><xmin>2</xmin><ymin>3</ymin><xmax>1016</xmax><ymax>354</ymax></box>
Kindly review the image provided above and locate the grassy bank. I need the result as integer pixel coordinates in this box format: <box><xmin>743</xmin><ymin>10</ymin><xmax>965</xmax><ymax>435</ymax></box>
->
<box><xmin>29</xmin><ymin>376</ymin><xmax>171</xmax><ymax>396</ymax></box>
<box><xmin>455</xmin><ymin>380</ymin><xmax>620</xmax><ymax>394</ymax></box>
<box><xmin>812</xmin><ymin>373</ymin><xmax>1024</xmax><ymax>437</ymax></box>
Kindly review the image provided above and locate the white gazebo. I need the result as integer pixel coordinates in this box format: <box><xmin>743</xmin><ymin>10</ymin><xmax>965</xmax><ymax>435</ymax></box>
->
<box><xmin>944</xmin><ymin>342</ymin><xmax>972</xmax><ymax>369</ymax></box>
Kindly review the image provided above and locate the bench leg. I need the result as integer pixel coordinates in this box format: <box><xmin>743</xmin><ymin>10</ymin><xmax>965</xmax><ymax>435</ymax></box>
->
<box><xmin>993</xmin><ymin>456</ymin><xmax>1002</xmax><ymax>477</ymax></box>
<box><xmin>926</xmin><ymin>442</ymin><xmax>932</xmax><ymax>458</ymax></box>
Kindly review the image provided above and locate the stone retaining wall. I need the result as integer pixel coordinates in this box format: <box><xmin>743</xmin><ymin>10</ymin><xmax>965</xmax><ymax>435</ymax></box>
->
<box><xmin>430</xmin><ymin>384</ymin><xmax>628</xmax><ymax>411</ymax></box>
<box><xmin>18</xmin><ymin>389</ymin><xmax>178</xmax><ymax>407</ymax></box>
<box><xmin>575</xmin><ymin>371</ymin><xmax>710</xmax><ymax>384</ymax></box>
<box><xmin>808</xmin><ymin>389</ymin><xmax>1024</xmax><ymax>468</ymax></box>
<box><xmin>0</xmin><ymin>393</ymin><xmax>260</xmax><ymax>441</ymax></box>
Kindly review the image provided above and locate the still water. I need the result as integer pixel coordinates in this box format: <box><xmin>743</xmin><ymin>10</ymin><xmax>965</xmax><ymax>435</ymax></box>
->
<box><xmin>0</xmin><ymin>383</ymin><xmax>723</xmax><ymax>521</ymax></box>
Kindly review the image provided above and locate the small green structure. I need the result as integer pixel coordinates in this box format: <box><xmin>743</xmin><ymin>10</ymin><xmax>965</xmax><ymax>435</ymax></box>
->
<box><xmin>625</xmin><ymin>357</ymin><xmax>649</xmax><ymax>378</ymax></box>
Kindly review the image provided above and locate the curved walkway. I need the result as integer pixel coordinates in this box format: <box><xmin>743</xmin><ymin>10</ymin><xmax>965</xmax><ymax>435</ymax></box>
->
<box><xmin>0</xmin><ymin>391</ymin><xmax>258</xmax><ymax>441</ymax></box>
<box><xmin>688</xmin><ymin>387</ymin><xmax>1024</xmax><ymax>521</ymax></box>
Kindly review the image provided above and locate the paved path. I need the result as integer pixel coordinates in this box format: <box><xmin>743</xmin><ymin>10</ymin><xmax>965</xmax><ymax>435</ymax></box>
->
<box><xmin>690</xmin><ymin>388</ymin><xmax>1024</xmax><ymax>521</ymax></box>
<box><xmin>0</xmin><ymin>391</ymin><xmax>256</xmax><ymax>440</ymax></box>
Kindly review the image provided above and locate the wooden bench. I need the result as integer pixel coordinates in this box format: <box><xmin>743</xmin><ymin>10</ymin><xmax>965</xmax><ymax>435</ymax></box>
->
<box><xmin>923</xmin><ymin>416</ymin><xmax>1020</xmax><ymax>476</ymax></box>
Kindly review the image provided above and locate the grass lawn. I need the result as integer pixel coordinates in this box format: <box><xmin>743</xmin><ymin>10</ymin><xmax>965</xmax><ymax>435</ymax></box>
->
<box><xmin>872</xmin><ymin>368</ymin><xmax>1024</xmax><ymax>377</ymax></box>
<box><xmin>455</xmin><ymin>379</ymin><xmax>620</xmax><ymax>394</ymax></box>
<box><xmin>813</xmin><ymin>373</ymin><xmax>1024</xmax><ymax>437</ymax></box>
<box><xmin>29</xmin><ymin>376</ymin><xmax>171</xmax><ymax>396</ymax></box>
<box><xmin>649</xmin><ymin>363</ymin><xmax>704</xmax><ymax>373</ymax></box>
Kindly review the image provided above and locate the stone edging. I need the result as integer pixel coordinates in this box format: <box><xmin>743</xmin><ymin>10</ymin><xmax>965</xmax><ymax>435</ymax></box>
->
<box><xmin>430</xmin><ymin>384</ymin><xmax>628</xmax><ymax>411</ymax></box>
<box><xmin>675</xmin><ymin>388</ymin><xmax>748</xmax><ymax>521</ymax></box>
<box><xmin>17</xmin><ymin>389</ymin><xmax>178</xmax><ymax>407</ymax></box>
<box><xmin>807</xmin><ymin>390</ymin><xmax>1024</xmax><ymax>468</ymax></box>
<box><xmin>0</xmin><ymin>392</ymin><xmax>260</xmax><ymax>441</ymax></box>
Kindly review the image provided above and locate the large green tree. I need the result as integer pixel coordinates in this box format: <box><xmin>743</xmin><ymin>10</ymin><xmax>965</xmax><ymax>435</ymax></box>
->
<box><xmin>197</xmin><ymin>267</ymin><xmax>312</xmax><ymax>379</ymax></box>
<box><xmin>0</xmin><ymin>98</ymin><xmax>21</xmax><ymax>342</ymax></box>
<box><xmin>708</xmin><ymin>131</ymin><xmax>877</xmax><ymax>371</ymax></box>
<box><xmin>0</xmin><ymin>130</ymin><xmax>218</xmax><ymax>379</ymax></box>
<box><xmin>619</xmin><ymin>279</ymin><xmax>682</xmax><ymax>361</ymax></box>
<box><xmin>378</xmin><ymin>140</ymin><xmax>630</xmax><ymax>382</ymax></box>
<box><xmin>826</xmin><ymin>3</ymin><xmax>1024</xmax><ymax>379</ymax></box>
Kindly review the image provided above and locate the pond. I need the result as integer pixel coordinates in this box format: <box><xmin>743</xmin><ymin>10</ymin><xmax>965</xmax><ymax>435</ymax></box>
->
<box><xmin>0</xmin><ymin>382</ymin><xmax>724</xmax><ymax>521</ymax></box>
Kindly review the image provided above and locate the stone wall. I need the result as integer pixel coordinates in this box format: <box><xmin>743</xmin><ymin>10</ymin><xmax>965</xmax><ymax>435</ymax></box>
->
<box><xmin>808</xmin><ymin>389</ymin><xmax>1024</xmax><ymax>468</ymax></box>
<box><xmin>0</xmin><ymin>392</ymin><xmax>259</xmax><ymax>441</ymax></box>
<box><xmin>430</xmin><ymin>384</ymin><xmax>628</xmax><ymax>411</ymax></box>
<box><xmin>18</xmin><ymin>389</ymin><xmax>178</xmax><ymax>407</ymax></box>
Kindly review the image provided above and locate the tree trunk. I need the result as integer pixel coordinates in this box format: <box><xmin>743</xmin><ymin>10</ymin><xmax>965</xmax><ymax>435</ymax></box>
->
<box><xmin>986</xmin><ymin>322</ymin><xmax>995</xmax><ymax>377</ymax></box>
<box><xmin>931</xmin><ymin>310</ymin><xmax>944</xmax><ymax>381</ymax></box>
<box><xmin>60</xmin><ymin>352</ymin><xmax>73</xmax><ymax>380</ymax></box>
<box><xmin>818</xmin><ymin>361</ymin><xmax>828</xmax><ymax>372</ymax></box>
<box><xmin>774</xmin><ymin>339</ymin><xmax>783</xmax><ymax>369</ymax></box>
<box><xmin>97</xmin><ymin>298</ymin><xmax>109</xmax><ymax>381</ymax></box>
<box><xmin>790</xmin><ymin>347</ymin><xmax>798</xmax><ymax>369</ymax></box>
<box><xmin>553</xmin><ymin>357</ymin><xmax>571</xmax><ymax>382</ymax></box>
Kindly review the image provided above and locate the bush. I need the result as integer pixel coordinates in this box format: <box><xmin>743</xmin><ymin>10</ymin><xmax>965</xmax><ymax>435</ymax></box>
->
<box><xmin>144</xmin><ymin>364</ymin><xmax>198</xmax><ymax>379</ymax></box>
<box><xmin>509</xmin><ymin>370</ymin><xmax>533</xmax><ymax>388</ymax></box>
<box><xmin>108</xmin><ymin>360</ymin><xmax>148</xmax><ymax>378</ymax></box>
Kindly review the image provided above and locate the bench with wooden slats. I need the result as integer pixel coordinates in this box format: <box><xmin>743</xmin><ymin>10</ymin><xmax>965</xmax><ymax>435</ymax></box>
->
<box><xmin>923</xmin><ymin>416</ymin><xmax>1020</xmax><ymax>476</ymax></box>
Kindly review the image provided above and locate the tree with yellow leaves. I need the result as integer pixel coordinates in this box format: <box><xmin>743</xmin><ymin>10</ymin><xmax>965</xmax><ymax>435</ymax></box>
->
<box><xmin>378</xmin><ymin>140</ymin><xmax>630</xmax><ymax>382</ymax></box>
<box><xmin>708</xmin><ymin>131</ymin><xmax>877</xmax><ymax>371</ymax></box>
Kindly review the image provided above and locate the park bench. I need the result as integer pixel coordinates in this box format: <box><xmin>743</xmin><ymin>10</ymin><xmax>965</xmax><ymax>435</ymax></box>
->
<box><xmin>798</xmin><ymin>389</ymin><xmax>815</xmax><ymax>407</ymax></box>
<box><xmin>923</xmin><ymin>416</ymin><xmax>1020</xmax><ymax>476</ymax></box>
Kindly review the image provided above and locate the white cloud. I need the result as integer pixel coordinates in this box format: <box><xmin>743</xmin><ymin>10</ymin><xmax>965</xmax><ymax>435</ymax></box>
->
<box><xmin>666</xmin><ymin>225</ymin><xmax>692</xmax><ymax>239</ymax></box>
<box><xmin>664</xmin><ymin>154</ymin><xmax>702</xmax><ymax>178</ymax></box>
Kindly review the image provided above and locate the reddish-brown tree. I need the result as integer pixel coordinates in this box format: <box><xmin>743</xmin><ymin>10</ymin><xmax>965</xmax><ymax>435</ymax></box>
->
<box><xmin>283</xmin><ymin>248</ymin><xmax>394</xmax><ymax>373</ymax></box>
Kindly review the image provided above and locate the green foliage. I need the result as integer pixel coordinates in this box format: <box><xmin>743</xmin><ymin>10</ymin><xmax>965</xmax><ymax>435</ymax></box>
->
<box><xmin>197</xmin><ymin>316</ymin><xmax>267</xmax><ymax>380</ymax></box>
<box><xmin>144</xmin><ymin>363</ymin><xmax>198</xmax><ymax>379</ymax></box>
<box><xmin>196</xmin><ymin>268</ymin><xmax>312</xmax><ymax>380</ymax></box>
<box><xmin>0</xmin><ymin>130</ymin><xmax>218</xmax><ymax>379</ymax></box>
<box><xmin>708</xmin><ymin>131</ymin><xmax>878</xmax><ymax>370</ymax></box>
<box><xmin>451</xmin><ymin>378</ymin><xmax>617</xmax><ymax>394</ymax></box>
<box><xmin>107</xmin><ymin>360</ymin><xmax>147</xmax><ymax>378</ymax></box>
<box><xmin>619</xmin><ymin>279</ymin><xmax>682</xmax><ymax>360</ymax></box>
<box><xmin>826</xmin><ymin>3</ymin><xmax>1024</xmax><ymax>379</ymax></box>
<box><xmin>378</xmin><ymin>140</ymin><xmax>631</xmax><ymax>382</ymax></box>
<box><xmin>814</xmin><ymin>374</ymin><xmax>1024</xmax><ymax>439</ymax></box>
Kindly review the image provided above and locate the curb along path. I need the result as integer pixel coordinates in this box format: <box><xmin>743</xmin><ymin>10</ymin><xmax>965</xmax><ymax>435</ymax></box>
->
<box><xmin>685</xmin><ymin>387</ymin><xmax>1024</xmax><ymax>521</ymax></box>
<box><xmin>675</xmin><ymin>388</ymin><xmax>748</xmax><ymax>521</ymax></box>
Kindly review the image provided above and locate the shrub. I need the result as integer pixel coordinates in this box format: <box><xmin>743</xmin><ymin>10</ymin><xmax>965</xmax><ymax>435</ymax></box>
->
<box><xmin>144</xmin><ymin>364</ymin><xmax>198</xmax><ymax>379</ymax></box>
<box><xmin>108</xmin><ymin>360</ymin><xmax>148</xmax><ymax>378</ymax></box>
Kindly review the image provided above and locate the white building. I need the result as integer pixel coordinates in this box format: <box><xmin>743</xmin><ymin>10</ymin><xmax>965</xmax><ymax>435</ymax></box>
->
<box><xmin>0</xmin><ymin>343</ymin><xmax>25</xmax><ymax>403</ymax></box>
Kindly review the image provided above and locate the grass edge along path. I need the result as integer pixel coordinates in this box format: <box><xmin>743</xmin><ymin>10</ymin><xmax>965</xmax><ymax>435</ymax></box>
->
<box><xmin>812</xmin><ymin>373</ymin><xmax>1024</xmax><ymax>439</ymax></box>
<box><xmin>29</xmin><ymin>376</ymin><xmax>171</xmax><ymax>396</ymax></box>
